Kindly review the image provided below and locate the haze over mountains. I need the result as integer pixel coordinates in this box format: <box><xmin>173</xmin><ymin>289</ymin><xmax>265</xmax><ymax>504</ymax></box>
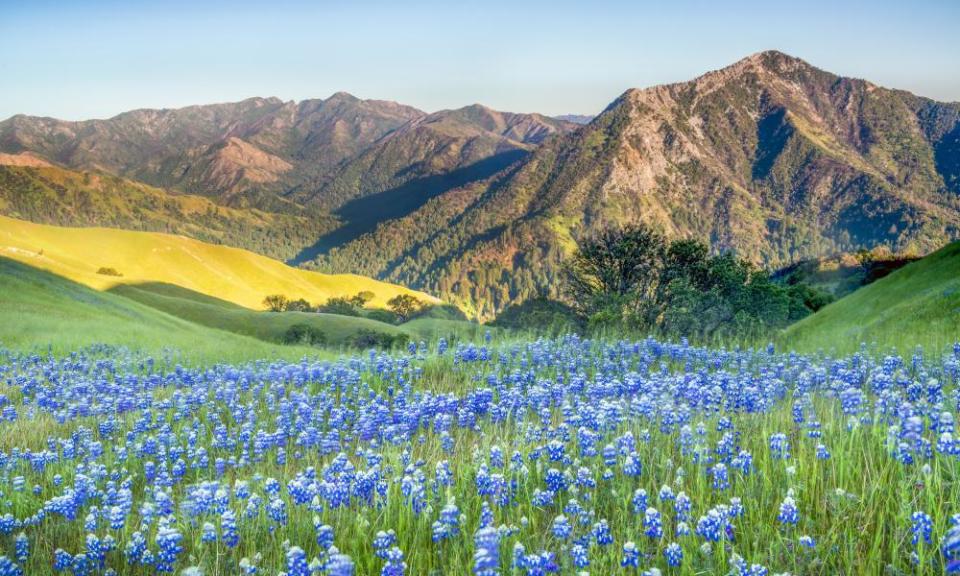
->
<box><xmin>2</xmin><ymin>50</ymin><xmax>959</xmax><ymax>318</ymax></box>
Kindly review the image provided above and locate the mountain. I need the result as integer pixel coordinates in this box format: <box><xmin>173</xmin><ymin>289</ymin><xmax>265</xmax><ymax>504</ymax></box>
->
<box><xmin>290</xmin><ymin>105</ymin><xmax>576</xmax><ymax>261</ymax></box>
<box><xmin>0</xmin><ymin>94</ymin><xmax>576</xmax><ymax>214</ymax></box>
<box><xmin>308</xmin><ymin>51</ymin><xmax>960</xmax><ymax>318</ymax></box>
<box><xmin>782</xmin><ymin>239</ymin><xmax>960</xmax><ymax>354</ymax></box>
<box><xmin>554</xmin><ymin>114</ymin><xmax>595</xmax><ymax>125</ymax></box>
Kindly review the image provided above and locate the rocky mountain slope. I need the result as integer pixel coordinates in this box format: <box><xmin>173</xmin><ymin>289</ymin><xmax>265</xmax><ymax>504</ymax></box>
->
<box><xmin>309</xmin><ymin>51</ymin><xmax>960</xmax><ymax>317</ymax></box>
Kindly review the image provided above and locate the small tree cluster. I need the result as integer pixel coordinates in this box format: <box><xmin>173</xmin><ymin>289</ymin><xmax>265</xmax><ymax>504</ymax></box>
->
<box><xmin>563</xmin><ymin>224</ymin><xmax>833</xmax><ymax>340</ymax></box>
<box><xmin>263</xmin><ymin>291</ymin><xmax>377</xmax><ymax>315</ymax></box>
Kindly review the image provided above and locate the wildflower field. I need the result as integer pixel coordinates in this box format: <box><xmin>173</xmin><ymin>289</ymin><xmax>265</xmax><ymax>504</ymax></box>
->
<box><xmin>1</xmin><ymin>336</ymin><xmax>959</xmax><ymax>575</ymax></box>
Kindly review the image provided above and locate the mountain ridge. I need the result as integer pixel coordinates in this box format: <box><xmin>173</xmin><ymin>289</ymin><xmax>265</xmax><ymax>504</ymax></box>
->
<box><xmin>3</xmin><ymin>51</ymin><xmax>960</xmax><ymax>319</ymax></box>
<box><xmin>308</xmin><ymin>51</ymin><xmax>960</xmax><ymax>317</ymax></box>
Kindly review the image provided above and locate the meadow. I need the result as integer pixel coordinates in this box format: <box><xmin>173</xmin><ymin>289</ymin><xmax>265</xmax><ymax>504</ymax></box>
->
<box><xmin>0</xmin><ymin>334</ymin><xmax>959</xmax><ymax>575</ymax></box>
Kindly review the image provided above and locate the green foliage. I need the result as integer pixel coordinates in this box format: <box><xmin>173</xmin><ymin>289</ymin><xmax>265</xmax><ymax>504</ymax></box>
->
<box><xmin>95</xmin><ymin>267</ymin><xmax>123</xmax><ymax>277</ymax></box>
<box><xmin>281</xmin><ymin>323</ymin><xmax>327</xmax><ymax>346</ymax></box>
<box><xmin>387</xmin><ymin>294</ymin><xmax>425</xmax><ymax>322</ymax></box>
<box><xmin>284</xmin><ymin>298</ymin><xmax>313</xmax><ymax>312</ymax></box>
<box><xmin>350</xmin><ymin>329</ymin><xmax>409</xmax><ymax>349</ymax></box>
<box><xmin>490</xmin><ymin>296</ymin><xmax>583</xmax><ymax>333</ymax></box>
<box><xmin>262</xmin><ymin>294</ymin><xmax>289</xmax><ymax>312</ymax></box>
<box><xmin>564</xmin><ymin>224</ymin><xmax>826</xmax><ymax>340</ymax></box>
<box><xmin>318</xmin><ymin>296</ymin><xmax>360</xmax><ymax>316</ymax></box>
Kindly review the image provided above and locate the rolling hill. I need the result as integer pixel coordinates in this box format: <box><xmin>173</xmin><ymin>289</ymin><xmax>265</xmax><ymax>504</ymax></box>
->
<box><xmin>0</xmin><ymin>256</ymin><xmax>322</xmax><ymax>363</ymax></box>
<box><xmin>308</xmin><ymin>51</ymin><xmax>960</xmax><ymax>318</ymax></box>
<box><xmin>0</xmin><ymin>161</ymin><xmax>334</xmax><ymax>261</ymax></box>
<box><xmin>0</xmin><ymin>214</ymin><xmax>437</xmax><ymax>312</ymax></box>
<box><xmin>781</xmin><ymin>240</ymin><xmax>960</xmax><ymax>354</ymax></box>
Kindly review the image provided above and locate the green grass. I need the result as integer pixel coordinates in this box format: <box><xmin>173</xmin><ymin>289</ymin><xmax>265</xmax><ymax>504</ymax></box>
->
<box><xmin>111</xmin><ymin>282</ymin><xmax>412</xmax><ymax>345</ymax></box>
<box><xmin>781</xmin><ymin>240</ymin><xmax>960</xmax><ymax>355</ymax></box>
<box><xmin>0</xmin><ymin>256</ymin><xmax>324</xmax><ymax>364</ymax></box>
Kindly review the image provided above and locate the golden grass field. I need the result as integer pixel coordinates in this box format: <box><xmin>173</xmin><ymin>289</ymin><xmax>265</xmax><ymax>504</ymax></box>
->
<box><xmin>0</xmin><ymin>214</ymin><xmax>436</xmax><ymax>311</ymax></box>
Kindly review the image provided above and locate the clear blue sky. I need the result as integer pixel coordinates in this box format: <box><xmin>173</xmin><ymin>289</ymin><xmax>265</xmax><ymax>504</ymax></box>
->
<box><xmin>2</xmin><ymin>0</ymin><xmax>958</xmax><ymax>120</ymax></box>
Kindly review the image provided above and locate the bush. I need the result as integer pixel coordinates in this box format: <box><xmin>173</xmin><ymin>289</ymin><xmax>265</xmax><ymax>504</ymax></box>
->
<box><xmin>96</xmin><ymin>267</ymin><xmax>123</xmax><ymax>277</ymax></box>
<box><xmin>350</xmin><ymin>329</ymin><xmax>409</xmax><ymax>349</ymax></box>
<box><xmin>263</xmin><ymin>294</ymin><xmax>289</xmax><ymax>312</ymax></box>
<box><xmin>365</xmin><ymin>309</ymin><xmax>399</xmax><ymax>324</ymax></box>
<box><xmin>490</xmin><ymin>297</ymin><xmax>582</xmax><ymax>332</ymax></box>
<box><xmin>281</xmin><ymin>323</ymin><xmax>327</xmax><ymax>346</ymax></box>
<box><xmin>285</xmin><ymin>298</ymin><xmax>313</xmax><ymax>312</ymax></box>
<box><xmin>318</xmin><ymin>296</ymin><xmax>360</xmax><ymax>316</ymax></box>
<box><xmin>563</xmin><ymin>225</ymin><xmax>828</xmax><ymax>340</ymax></box>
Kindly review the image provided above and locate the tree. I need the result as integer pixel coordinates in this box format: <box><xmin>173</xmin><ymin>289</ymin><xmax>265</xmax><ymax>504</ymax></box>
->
<box><xmin>263</xmin><ymin>294</ymin><xmax>289</xmax><ymax>312</ymax></box>
<box><xmin>285</xmin><ymin>298</ymin><xmax>313</xmax><ymax>312</ymax></box>
<box><xmin>318</xmin><ymin>296</ymin><xmax>360</xmax><ymax>316</ymax></box>
<box><xmin>387</xmin><ymin>294</ymin><xmax>424</xmax><ymax>322</ymax></box>
<box><xmin>562</xmin><ymin>224</ymin><xmax>824</xmax><ymax>340</ymax></box>
<box><xmin>563</xmin><ymin>224</ymin><xmax>665</xmax><ymax>323</ymax></box>
<box><xmin>350</xmin><ymin>291</ymin><xmax>375</xmax><ymax>308</ymax></box>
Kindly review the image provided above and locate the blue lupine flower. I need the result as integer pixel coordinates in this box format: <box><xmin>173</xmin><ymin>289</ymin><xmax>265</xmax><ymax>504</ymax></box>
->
<box><xmin>593</xmin><ymin>519</ymin><xmax>614</xmax><ymax>546</ymax></box>
<box><xmin>14</xmin><ymin>533</ymin><xmax>28</xmax><ymax>563</ymax></box>
<box><xmin>155</xmin><ymin>525</ymin><xmax>183</xmax><ymax>573</ymax></box>
<box><xmin>221</xmin><ymin>510</ymin><xmax>239</xmax><ymax>548</ymax></box>
<box><xmin>0</xmin><ymin>557</ymin><xmax>23</xmax><ymax>576</ymax></box>
<box><xmin>473</xmin><ymin>527</ymin><xmax>500</xmax><ymax>576</ymax></box>
<box><xmin>327</xmin><ymin>553</ymin><xmax>355</xmax><ymax>576</ymax></box>
<box><xmin>644</xmin><ymin>507</ymin><xmax>663</xmax><ymax>539</ymax></box>
<box><xmin>943</xmin><ymin>521</ymin><xmax>960</xmax><ymax>573</ymax></box>
<box><xmin>570</xmin><ymin>544</ymin><xmax>589</xmax><ymax>568</ymax></box>
<box><xmin>778</xmin><ymin>496</ymin><xmax>799</xmax><ymax>525</ymax></box>
<box><xmin>664</xmin><ymin>542</ymin><xmax>683</xmax><ymax>567</ymax></box>
<box><xmin>632</xmin><ymin>488</ymin><xmax>649</xmax><ymax>514</ymax></box>
<box><xmin>912</xmin><ymin>511</ymin><xmax>933</xmax><ymax>545</ymax></box>
<box><xmin>551</xmin><ymin>515</ymin><xmax>572</xmax><ymax>539</ymax></box>
<box><xmin>286</xmin><ymin>546</ymin><xmax>309</xmax><ymax>576</ymax></box>
<box><xmin>382</xmin><ymin>547</ymin><xmax>406</xmax><ymax>576</ymax></box>
<box><xmin>621</xmin><ymin>541</ymin><xmax>640</xmax><ymax>567</ymax></box>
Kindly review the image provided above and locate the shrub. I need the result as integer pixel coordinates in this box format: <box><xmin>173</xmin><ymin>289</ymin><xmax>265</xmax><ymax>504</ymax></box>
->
<box><xmin>281</xmin><ymin>323</ymin><xmax>327</xmax><ymax>346</ymax></box>
<box><xmin>96</xmin><ymin>267</ymin><xmax>123</xmax><ymax>277</ymax></box>
<box><xmin>263</xmin><ymin>294</ymin><xmax>289</xmax><ymax>312</ymax></box>
<box><xmin>350</xmin><ymin>329</ymin><xmax>409</xmax><ymax>349</ymax></box>
<box><xmin>318</xmin><ymin>296</ymin><xmax>361</xmax><ymax>316</ymax></box>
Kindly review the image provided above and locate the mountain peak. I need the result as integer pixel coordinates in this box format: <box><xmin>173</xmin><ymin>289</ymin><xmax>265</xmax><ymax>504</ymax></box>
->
<box><xmin>326</xmin><ymin>91</ymin><xmax>360</xmax><ymax>103</ymax></box>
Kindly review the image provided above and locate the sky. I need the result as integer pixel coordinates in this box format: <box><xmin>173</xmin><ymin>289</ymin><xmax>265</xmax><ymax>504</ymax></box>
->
<box><xmin>2</xmin><ymin>0</ymin><xmax>959</xmax><ymax>120</ymax></box>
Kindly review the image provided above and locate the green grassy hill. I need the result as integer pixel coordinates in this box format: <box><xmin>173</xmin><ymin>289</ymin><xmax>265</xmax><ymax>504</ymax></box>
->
<box><xmin>0</xmin><ymin>256</ymin><xmax>322</xmax><ymax>363</ymax></box>
<box><xmin>781</xmin><ymin>241</ymin><xmax>960</xmax><ymax>355</ymax></box>
<box><xmin>111</xmin><ymin>282</ymin><xmax>411</xmax><ymax>345</ymax></box>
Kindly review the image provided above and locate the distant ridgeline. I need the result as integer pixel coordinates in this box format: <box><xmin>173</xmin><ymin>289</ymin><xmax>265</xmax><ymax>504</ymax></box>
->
<box><xmin>2</xmin><ymin>51</ymin><xmax>959</xmax><ymax>318</ymax></box>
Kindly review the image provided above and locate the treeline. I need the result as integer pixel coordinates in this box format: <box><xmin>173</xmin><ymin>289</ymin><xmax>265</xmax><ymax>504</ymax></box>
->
<box><xmin>262</xmin><ymin>292</ymin><xmax>430</xmax><ymax>324</ymax></box>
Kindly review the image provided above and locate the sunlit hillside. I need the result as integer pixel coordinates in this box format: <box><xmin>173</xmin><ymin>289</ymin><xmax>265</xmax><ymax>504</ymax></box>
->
<box><xmin>0</xmin><ymin>214</ymin><xmax>437</xmax><ymax>311</ymax></box>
